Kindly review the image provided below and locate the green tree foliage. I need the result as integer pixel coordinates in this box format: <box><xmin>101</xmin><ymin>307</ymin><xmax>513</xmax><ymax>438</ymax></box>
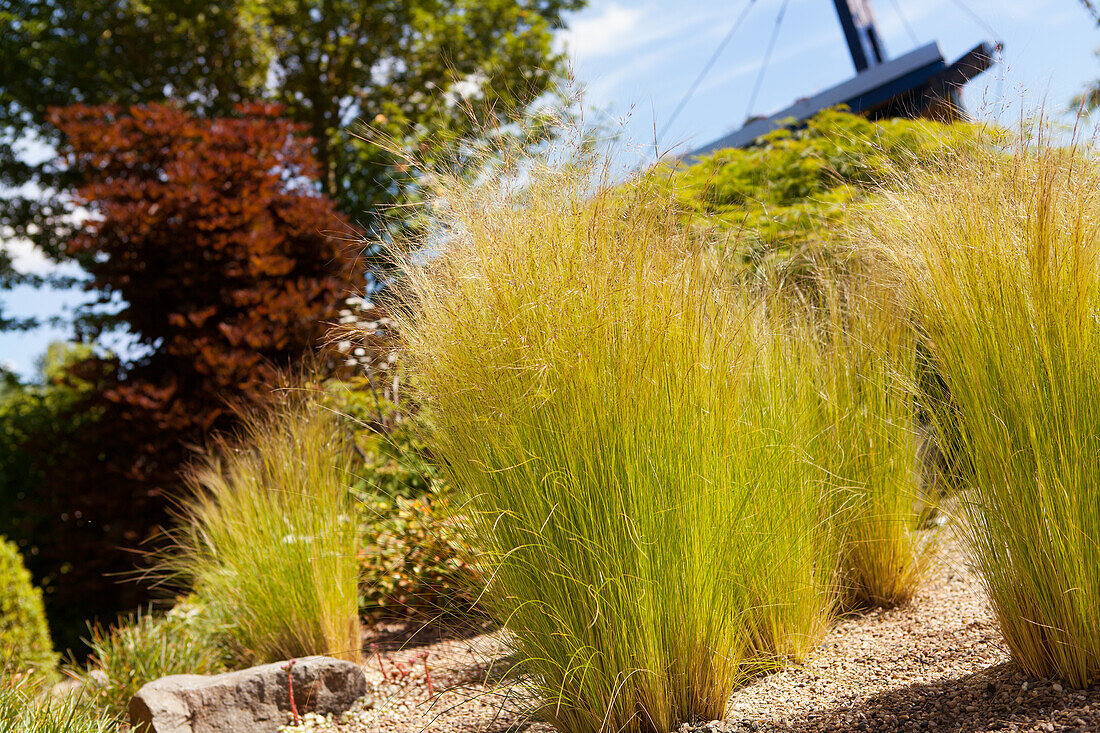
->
<box><xmin>658</xmin><ymin>109</ymin><xmax>984</xmax><ymax>264</ymax></box>
<box><xmin>0</xmin><ymin>0</ymin><xmax>271</xmax><ymax>325</ymax></box>
<box><xmin>0</xmin><ymin>535</ymin><xmax>55</xmax><ymax>673</ymax></box>
<box><xmin>0</xmin><ymin>0</ymin><xmax>584</xmax><ymax>328</ymax></box>
<box><xmin>0</xmin><ymin>343</ymin><xmax>109</xmax><ymax>655</ymax></box>
<box><xmin>0</xmin><ymin>0</ymin><xmax>582</xmax><ymax>648</ymax></box>
<box><xmin>255</xmin><ymin>0</ymin><xmax>583</xmax><ymax>239</ymax></box>
<box><xmin>0</xmin><ymin>341</ymin><xmax>101</xmax><ymax>546</ymax></box>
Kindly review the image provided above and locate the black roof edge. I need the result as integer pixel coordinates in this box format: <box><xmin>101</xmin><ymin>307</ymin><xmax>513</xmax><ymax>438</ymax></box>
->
<box><xmin>685</xmin><ymin>40</ymin><xmax>998</xmax><ymax>160</ymax></box>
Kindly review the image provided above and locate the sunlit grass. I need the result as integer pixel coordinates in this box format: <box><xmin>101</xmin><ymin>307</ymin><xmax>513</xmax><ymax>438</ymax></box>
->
<box><xmin>862</xmin><ymin>133</ymin><xmax>1100</xmax><ymax>686</ymax></box>
<box><xmin>70</xmin><ymin>607</ymin><xmax>224</xmax><ymax>719</ymax></box>
<box><xmin>0</xmin><ymin>670</ymin><xmax>117</xmax><ymax>733</ymax></box>
<box><xmin>390</xmin><ymin>147</ymin><xmax>838</xmax><ymax>732</ymax></box>
<box><xmin>166</xmin><ymin>399</ymin><xmax>361</xmax><ymax>666</ymax></box>
<box><xmin>796</xmin><ymin>272</ymin><xmax>932</xmax><ymax>609</ymax></box>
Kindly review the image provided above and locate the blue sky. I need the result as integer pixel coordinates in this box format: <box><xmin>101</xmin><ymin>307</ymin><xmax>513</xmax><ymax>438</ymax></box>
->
<box><xmin>558</xmin><ymin>0</ymin><xmax>1099</xmax><ymax>157</ymax></box>
<box><xmin>2</xmin><ymin>0</ymin><xmax>1099</xmax><ymax>377</ymax></box>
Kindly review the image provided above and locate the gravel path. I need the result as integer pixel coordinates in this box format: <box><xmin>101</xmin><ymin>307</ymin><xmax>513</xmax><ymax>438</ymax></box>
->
<box><xmin>279</xmin><ymin>627</ymin><xmax>553</xmax><ymax>733</ymax></box>
<box><xmin>711</xmin><ymin>534</ymin><xmax>1100</xmax><ymax>733</ymax></box>
<box><xmin>282</xmin><ymin>533</ymin><xmax>1100</xmax><ymax>733</ymax></box>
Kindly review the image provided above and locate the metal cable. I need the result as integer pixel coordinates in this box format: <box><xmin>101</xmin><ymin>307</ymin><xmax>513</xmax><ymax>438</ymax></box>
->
<box><xmin>745</xmin><ymin>0</ymin><xmax>791</xmax><ymax>121</ymax></box>
<box><xmin>888</xmin><ymin>0</ymin><xmax>920</xmax><ymax>46</ymax></box>
<box><xmin>657</xmin><ymin>0</ymin><xmax>759</xmax><ymax>149</ymax></box>
<box><xmin>948</xmin><ymin>0</ymin><xmax>1002</xmax><ymax>43</ymax></box>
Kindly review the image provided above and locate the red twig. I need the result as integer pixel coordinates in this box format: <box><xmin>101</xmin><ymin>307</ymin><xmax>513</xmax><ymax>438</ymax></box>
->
<box><xmin>421</xmin><ymin>652</ymin><xmax>434</xmax><ymax>698</ymax></box>
<box><xmin>370</xmin><ymin>643</ymin><xmax>388</xmax><ymax>680</ymax></box>
<box><xmin>283</xmin><ymin>659</ymin><xmax>299</xmax><ymax>725</ymax></box>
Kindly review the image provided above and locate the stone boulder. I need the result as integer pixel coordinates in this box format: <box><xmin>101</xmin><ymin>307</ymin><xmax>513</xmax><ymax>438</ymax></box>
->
<box><xmin>129</xmin><ymin>656</ymin><xmax>367</xmax><ymax>733</ymax></box>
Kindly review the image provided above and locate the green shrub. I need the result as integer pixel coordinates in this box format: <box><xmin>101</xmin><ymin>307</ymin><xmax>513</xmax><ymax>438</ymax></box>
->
<box><xmin>0</xmin><ymin>343</ymin><xmax>111</xmax><ymax>657</ymax></box>
<box><xmin>321</xmin><ymin>378</ymin><xmax>482</xmax><ymax>622</ymax></box>
<box><xmin>660</xmin><ymin>108</ymin><xmax>983</xmax><ymax>262</ymax></box>
<box><xmin>325</xmin><ymin>377</ymin><xmax>442</xmax><ymax>501</ymax></box>
<box><xmin>862</xmin><ymin>134</ymin><xmax>1100</xmax><ymax>686</ymax></box>
<box><xmin>0</xmin><ymin>670</ymin><xmax>117</xmax><ymax>733</ymax></box>
<box><xmin>356</xmin><ymin>495</ymin><xmax>483</xmax><ymax>623</ymax></box>
<box><xmin>0</xmin><ymin>536</ymin><xmax>56</xmax><ymax>673</ymax></box>
<box><xmin>74</xmin><ymin>605</ymin><xmax>224</xmax><ymax>719</ymax></box>
<box><xmin>392</xmin><ymin>145</ymin><xmax>838</xmax><ymax>732</ymax></box>
<box><xmin>164</xmin><ymin>399</ymin><xmax>361</xmax><ymax>666</ymax></box>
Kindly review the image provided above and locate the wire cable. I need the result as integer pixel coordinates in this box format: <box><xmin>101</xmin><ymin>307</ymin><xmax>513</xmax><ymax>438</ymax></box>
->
<box><xmin>948</xmin><ymin>0</ymin><xmax>1006</xmax><ymax>117</ymax></box>
<box><xmin>888</xmin><ymin>0</ymin><xmax>920</xmax><ymax>46</ymax></box>
<box><xmin>745</xmin><ymin>0</ymin><xmax>790</xmax><ymax>122</ymax></box>
<box><xmin>948</xmin><ymin>0</ymin><xmax>1005</xmax><ymax>119</ymax></box>
<box><xmin>657</xmin><ymin>0</ymin><xmax>758</xmax><ymax>148</ymax></box>
<box><xmin>948</xmin><ymin>0</ymin><xmax>1001</xmax><ymax>43</ymax></box>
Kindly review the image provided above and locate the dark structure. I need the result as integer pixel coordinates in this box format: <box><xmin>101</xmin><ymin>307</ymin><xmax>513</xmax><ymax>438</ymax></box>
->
<box><xmin>691</xmin><ymin>0</ymin><xmax>998</xmax><ymax>156</ymax></box>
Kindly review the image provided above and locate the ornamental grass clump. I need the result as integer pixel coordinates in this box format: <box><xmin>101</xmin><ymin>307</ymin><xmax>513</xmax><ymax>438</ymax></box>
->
<box><xmin>0</xmin><ymin>671</ymin><xmax>117</xmax><ymax>733</ymax></box>
<box><xmin>862</xmin><ymin>135</ymin><xmax>1100</xmax><ymax>686</ymax></box>
<box><xmin>794</xmin><ymin>273</ymin><xmax>932</xmax><ymax>609</ymax></box>
<box><xmin>74</xmin><ymin>607</ymin><xmax>224</xmax><ymax>719</ymax></box>
<box><xmin>167</xmin><ymin>399</ymin><xmax>361</xmax><ymax>666</ymax></box>
<box><xmin>737</xmin><ymin>309</ymin><xmax>839</xmax><ymax>662</ymax></box>
<box><xmin>391</xmin><ymin>149</ymin><xmax>837</xmax><ymax>733</ymax></box>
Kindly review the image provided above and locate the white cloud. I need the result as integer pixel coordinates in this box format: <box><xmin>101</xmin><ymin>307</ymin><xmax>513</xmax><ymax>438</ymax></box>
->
<box><xmin>560</xmin><ymin>2</ymin><xmax>736</xmax><ymax>67</ymax></box>
<box><xmin>564</xmin><ymin>4</ymin><xmax>745</xmax><ymax>104</ymax></box>
<box><xmin>560</xmin><ymin>3</ymin><xmax>647</xmax><ymax>63</ymax></box>
<box><xmin>6</xmin><ymin>238</ymin><xmax>54</xmax><ymax>276</ymax></box>
<box><xmin>4</xmin><ymin>236</ymin><xmax>84</xmax><ymax>278</ymax></box>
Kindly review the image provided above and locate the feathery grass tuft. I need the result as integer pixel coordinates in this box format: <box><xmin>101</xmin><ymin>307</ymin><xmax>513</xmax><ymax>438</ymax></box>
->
<box><xmin>798</xmin><ymin>271</ymin><xmax>932</xmax><ymax>609</ymax></box>
<box><xmin>166</xmin><ymin>399</ymin><xmax>361</xmax><ymax>666</ymax></box>
<box><xmin>391</xmin><ymin>146</ymin><xmax>838</xmax><ymax>732</ymax></box>
<box><xmin>0</xmin><ymin>671</ymin><xmax>117</xmax><ymax>733</ymax></box>
<box><xmin>861</xmin><ymin>134</ymin><xmax>1100</xmax><ymax>686</ymax></box>
<box><xmin>72</xmin><ymin>606</ymin><xmax>224</xmax><ymax>719</ymax></box>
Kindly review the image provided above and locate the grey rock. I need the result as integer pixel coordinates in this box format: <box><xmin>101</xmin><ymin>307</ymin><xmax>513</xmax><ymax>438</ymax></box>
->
<box><xmin>130</xmin><ymin>656</ymin><xmax>367</xmax><ymax>733</ymax></box>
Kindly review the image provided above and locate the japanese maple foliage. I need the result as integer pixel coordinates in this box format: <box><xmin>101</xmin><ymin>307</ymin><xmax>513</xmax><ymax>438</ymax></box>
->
<box><xmin>21</xmin><ymin>103</ymin><xmax>359</xmax><ymax>649</ymax></box>
<box><xmin>55</xmin><ymin>103</ymin><xmax>357</xmax><ymax>412</ymax></box>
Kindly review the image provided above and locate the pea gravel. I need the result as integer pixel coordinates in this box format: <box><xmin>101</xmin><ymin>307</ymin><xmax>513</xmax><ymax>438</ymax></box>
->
<box><xmin>280</xmin><ymin>532</ymin><xmax>1100</xmax><ymax>733</ymax></box>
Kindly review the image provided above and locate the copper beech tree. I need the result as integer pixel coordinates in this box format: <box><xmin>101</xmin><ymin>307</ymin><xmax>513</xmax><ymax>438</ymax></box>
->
<box><xmin>55</xmin><ymin>103</ymin><xmax>358</xmax><ymax>420</ymax></box>
<box><xmin>22</xmin><ymin>104</ymin><xmax>359</xmax><ymax>646</ymax></box>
